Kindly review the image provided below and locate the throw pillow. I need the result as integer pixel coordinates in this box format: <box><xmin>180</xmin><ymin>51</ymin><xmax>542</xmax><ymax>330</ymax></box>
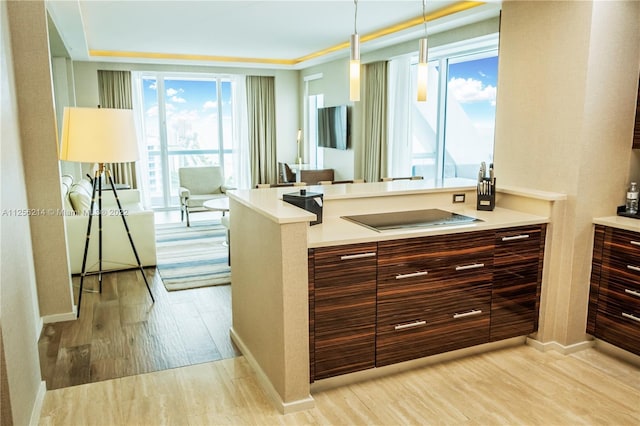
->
<box><xmin>69</xmin><ymin>179</ymin><xmax>93</xmax><ymax>215</ymax></box>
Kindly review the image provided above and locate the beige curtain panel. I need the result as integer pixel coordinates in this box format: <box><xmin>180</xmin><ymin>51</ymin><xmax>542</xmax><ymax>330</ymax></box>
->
<box><xmin>246</xmin><ymin>75</ymin><xmax>277</xmax><ymax>188</ymax></box>
<box><xmin>362</xmin><ymin>61</ymin><xmax>389</xmax><ymax>183</ymax></box>
<box><xmin>97</xmin><ymin>69</ymin><xmax>136</xmax><ymax>187</ymax></box>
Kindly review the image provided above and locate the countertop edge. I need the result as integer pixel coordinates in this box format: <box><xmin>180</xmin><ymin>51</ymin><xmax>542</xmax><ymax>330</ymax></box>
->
<box><xmin>229</xmin><ymin>192</ymin><xmax>315</xmax><ymax>224</ymax></box>
<box><xmin>497</xmin><ymin>185</ymin><xmax>567</xmax><ymax>201</ymax></box>
<box><xmin>593</xmin><ymin>216</ymin><xmax>640</xmax><ymax>233</ymax></box>
<box><xmin>308</xmin><ymin>211</ymin><xmax>549</xmax><ymax>248</ymax></box>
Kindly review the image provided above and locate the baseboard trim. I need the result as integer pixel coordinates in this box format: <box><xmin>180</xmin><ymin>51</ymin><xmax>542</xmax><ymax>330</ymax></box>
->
<box><xmin>311</xmin><ymin>336</ymin><xmax>525</xmax><ymax>393</ymax></box>
<box><xmin>42</xmin><ymin>308</ymin><xmax>76</xmax><ymax>324</ymax></box>
<box><xmin>29</xmin><ymin>380</ymin><xmax>46</xmax><ymax>426</ymax></box>
<box><xmin>526</xmin><ymin>337</ymin><xmax>594</xmax><ymax>355</ymax></box>
<box><xmin>593</xmin><ymin>339</ymin><xmax>640</xmax><ymax>367</ymax></box>
<box><xmin>229</xmin><ymin>327</ymin><xmax>315</xmax><ymax>414</ymax></box>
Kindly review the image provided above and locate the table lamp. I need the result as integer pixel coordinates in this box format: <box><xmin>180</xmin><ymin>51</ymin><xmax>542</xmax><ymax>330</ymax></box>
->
<box><xmin>60</xmin><ymin>107</ymin><xmax>154</xmax><ymax>317</ymax></box>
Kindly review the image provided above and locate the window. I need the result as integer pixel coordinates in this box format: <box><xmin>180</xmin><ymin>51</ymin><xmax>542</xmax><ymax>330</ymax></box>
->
<box><xmin>135</xmin><ymin>73</ymin><xmax>236</xmax><ymax>208</ymax></box>
<box><xmin>388</xmin><ymin>35</ymin><xmax>498</xmax><ymax>182</ymax></box>
<box><xmin>307</xmin><ymin>94</ymin><xmax>324</xmax><ymax>168</ymax></box>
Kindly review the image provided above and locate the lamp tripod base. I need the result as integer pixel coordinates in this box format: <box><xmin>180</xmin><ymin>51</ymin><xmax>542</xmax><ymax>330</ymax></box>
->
<box><xmin>76</xmin><ymin>166</ymin><xmax>154</xmax><ymax>318</ymax></box>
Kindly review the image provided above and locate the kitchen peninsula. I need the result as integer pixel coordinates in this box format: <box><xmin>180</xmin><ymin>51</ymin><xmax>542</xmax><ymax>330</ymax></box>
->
<box><xmin>227</xmin><ymin>180</ymin><xmax>566</xmax><ymax>413</ymax></box>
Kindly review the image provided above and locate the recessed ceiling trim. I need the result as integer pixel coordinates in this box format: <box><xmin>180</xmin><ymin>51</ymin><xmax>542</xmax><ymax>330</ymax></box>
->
<box><xmin>89</xmin><ymin>1</ymin><xmax>485</xmax><ymax>67</ymax></box>
<box><xmin>89</xmin><ymin>50</ymin><xmax>297</xmax><ymax>65</ymax></box>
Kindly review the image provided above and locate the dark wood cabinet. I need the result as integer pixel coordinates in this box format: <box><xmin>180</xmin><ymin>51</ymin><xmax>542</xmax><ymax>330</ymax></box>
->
<box><xmin>491</xmin><ymin>225</ymin><xmax>546</xmax><ymax>341</ymax></box>
<box><xmin>376</xmin><ymin>231</ymin><xmax>494</xmax><ymax>366</ymax></box>
<box><xmin>633</xmin><ymin>76</ymin><xmax>640</xmax><ymax>149</ymax></box>
<box><xmin>588</xmin><ymin>225</ymin><xmax>640</xmax><ymax>355</ymax></box>
<box><xmin>309</xmin><ymin>224</ymin><xmax>547</xmax><ymax>381</ymax></box>
<box><xmin>309</xmin><ymin>242</ymin><xmax>377</xmax><ymax>380</ymax></box>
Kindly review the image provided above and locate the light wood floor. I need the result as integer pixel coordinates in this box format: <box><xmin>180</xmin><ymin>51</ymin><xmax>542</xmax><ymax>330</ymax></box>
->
<box><xmin>38</xmin><ymin>211</ymin><xmax>240</xmax><ymax>390</ymax></box>
<box><xmin>39</xmin><ymin>344</ymin><xmax>639</xmax><ymax>425</ymax></box>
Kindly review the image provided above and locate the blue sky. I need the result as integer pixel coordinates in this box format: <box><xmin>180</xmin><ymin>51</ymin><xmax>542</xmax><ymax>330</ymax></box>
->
<box><xmin>447</xmin><ymin>55</ymin><xmax>498</xmax><ymax>126</ymax></box>
<box><xmin>142</xmin><ymin>78</ymin><xmax>232</xmax><ymax>118</ymax></box>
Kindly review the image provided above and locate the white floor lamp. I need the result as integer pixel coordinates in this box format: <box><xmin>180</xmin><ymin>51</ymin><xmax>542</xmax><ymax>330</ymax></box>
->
<box><xmin>60</xmin><ymin>107</ymin><xmax>154</xmax><ymax>318</ymax></box>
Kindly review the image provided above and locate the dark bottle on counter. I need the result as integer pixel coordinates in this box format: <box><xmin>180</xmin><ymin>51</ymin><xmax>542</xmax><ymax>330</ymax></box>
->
<box><xmin>626</xmin><ymin>182</ymin><xmax>638</xmax><ymax>215</ymax></box>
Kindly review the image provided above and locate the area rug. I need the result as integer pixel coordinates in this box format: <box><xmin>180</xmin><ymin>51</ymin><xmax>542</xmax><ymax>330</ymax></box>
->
<box><xmin>155</xmin><ymin>220</ymin><xmax>230</xmax><ymax>291</ymax></box>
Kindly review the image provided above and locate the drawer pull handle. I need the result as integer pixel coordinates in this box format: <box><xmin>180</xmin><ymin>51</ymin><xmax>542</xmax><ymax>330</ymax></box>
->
<box><xmin>625</xmin><ymin>289</ymin><xmax>640</xmax><ymax>298</ymax></box>
<box><xmin>455</xmin><ymin>263</ymin><xmax>485</xmax><ymax>271</ymax></box>
<box><xmin>622</xmin><ymin>313</ymin><xmax>640</xmax><ymax>324</ymax></box>
<box><xmin>395</xmin><ymin>271</ymin><xmax>429</xmax><ymax>280</ymax></box>
<box><xmin>340</xmin><ymin>252</ymin><xmax>376</xmax><ymax>260</ymax></box>
<box><xmin>631</xmin><ymin>241</ymin><xmax>640</xmax><ymax>247</ymax></box>
<box><xmin>501</xmin><ymin>234</ymin><xmax>530</xmax><ymax>242</ymax></box>
<box><xmin>395</xmin><ymin>320</ymin><xmax>427</xmax><ymax>330</ymax></box>
<box><xmin>627</xmin><ymin>265</ymin><xmax>640</xmax><ymax>273</ymax></box>
<box><xmin>453</xmin><ymin>309</ymin><xmax>483</xmax><ymax>319</ymax></box>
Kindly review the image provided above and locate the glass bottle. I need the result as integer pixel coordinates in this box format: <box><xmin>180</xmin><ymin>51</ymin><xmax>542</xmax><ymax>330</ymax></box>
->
<box><xmin>626</xmin><ymin>182</ymin><xmax>639</xmax><ymax>215</ymax></box>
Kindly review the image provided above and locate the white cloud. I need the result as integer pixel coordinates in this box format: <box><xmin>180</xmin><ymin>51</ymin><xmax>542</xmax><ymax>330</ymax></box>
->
<box><xmin>203</xmin><ymin>100</ymin><xmax>217</xmax><ymax>110</ymax></box>
<box><xmin>146</xmin><ymin>105</ymin><xmax>158</xmax><ymax>117</ymax></box>
<box><xmin>448</xmin><ymin>77</ymin><xmax>496</xmax><ymax>104</ymax></box>
<box><xmin>166</xmin><ymin>88</ymin><xmax>179</xmax><ymax>96</ymax></box>
<box><xmin>148</xmin><ymin>82</ymin><xmax>157</xmax><ymax>90</ymax></box>
<box><xmin>170</xmin><ymin>96</ymin><xmax>186</xmax><ymax>103</ymax></box>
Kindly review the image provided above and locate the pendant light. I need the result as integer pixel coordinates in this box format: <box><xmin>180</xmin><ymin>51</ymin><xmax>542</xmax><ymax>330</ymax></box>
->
<box><xmin>350</xmin><ymin>0</ymin><xmax>360</xmax><ymax>102</ymax></box>
<box><xmin>417</xmin><ymin>0</ymin><xmax>428</xmax><ymax>102</ymax></box>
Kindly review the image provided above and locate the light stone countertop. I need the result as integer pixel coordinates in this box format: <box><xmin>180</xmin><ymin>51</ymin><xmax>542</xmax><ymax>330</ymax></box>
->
<box><xmin>228</xmin><ymin>181</ymin><xmax>550</xmax><ymax>248</ymax></box>
<box><xmin>227</xmin><ymin>179</ymin><xmax>477</xmax><ymax>224</ymax></box>
<box><xmin>593</xmin><ymin>215</ymin><xmax>640</xmax><ymax>233</ymax></box>
<box><xmin>307</xmin><ymin>206</ymin><xmax>548</xmax><ymax>248</ymax></box>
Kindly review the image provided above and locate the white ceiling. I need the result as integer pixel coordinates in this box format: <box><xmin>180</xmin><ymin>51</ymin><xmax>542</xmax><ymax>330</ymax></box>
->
<box><xmin>46</xmin><ymin>0</ymin><xmax>501</xmax><ymax>69</ymax></box>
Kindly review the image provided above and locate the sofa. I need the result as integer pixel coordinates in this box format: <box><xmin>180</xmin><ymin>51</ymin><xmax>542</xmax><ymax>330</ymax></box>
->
<box><xmin>61</xmin><ymin>175</ymin><xmax>157</xmax><ymax>274</ymax></box>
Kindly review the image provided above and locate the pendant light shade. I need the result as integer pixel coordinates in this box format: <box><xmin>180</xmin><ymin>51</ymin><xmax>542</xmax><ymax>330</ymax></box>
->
<box><xmin>417</xmin><ymin>38</ymin><xmax>428</xmax><ymax>102</ymax></box>
<box><xmin>350</xmin><ymin>33</ymin><xmax>360</xmax><ymax>102</ymax></box>
<box><xmin>417</xmin><ymin>0</ymin><xmax>429</xmax><ymax>102</ymax></box>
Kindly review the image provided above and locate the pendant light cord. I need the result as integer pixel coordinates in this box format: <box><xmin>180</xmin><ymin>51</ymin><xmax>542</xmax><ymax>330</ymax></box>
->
<box><xmin>422</xmin><ymin>0</ymin><xmax>427</xmax><ymax>35</ymax></box>
<box><xmin>354</xmin><ymin>0</ymin><xmax>359</xmax><ymax>34</ymax></box>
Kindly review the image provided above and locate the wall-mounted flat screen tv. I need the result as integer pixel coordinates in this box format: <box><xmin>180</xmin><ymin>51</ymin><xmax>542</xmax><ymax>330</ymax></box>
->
<box><xmin>317</xmin><ymin>105</ymin><xmax>349</xmax><ymax>150</ymax></box>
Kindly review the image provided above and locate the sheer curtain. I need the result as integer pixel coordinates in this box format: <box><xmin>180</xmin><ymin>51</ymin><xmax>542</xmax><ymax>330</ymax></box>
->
<box><xmin>232</xmin><ymin>76</ymin><xmax>251</xmax><ymax>189</ymax></box>
<box><xmin>362</xmin><ymin>61</ymin><xmax>389</xmax><ymax>183</ymax></box>
<box><xmin>97</xmin><ymin>70</ymin><xmax>137</xmax><ymax>187</ymax></box>
<box><xmin>130</xmin><ymin>72</ymin><xmax>151</xmax><ymax>208</ymax></box>
<box><xmin>246</xmin><ymin>76</ymin><xmax>277</xmax><ymax>188</ymax></box>
<box><xmin>387</xmin><ymin>56</ymin><xmax>413</xmax><ymax>177</ymax></box>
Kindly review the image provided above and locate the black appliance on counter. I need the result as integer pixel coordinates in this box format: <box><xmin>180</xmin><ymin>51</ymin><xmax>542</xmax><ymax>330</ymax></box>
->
<box><xmin>283</xmin><ymin>189</ymin><xmax>323</xmax><ymax>225</ymax></box>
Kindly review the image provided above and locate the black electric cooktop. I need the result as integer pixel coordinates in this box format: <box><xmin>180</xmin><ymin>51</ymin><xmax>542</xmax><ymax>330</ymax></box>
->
<box><xmin>341</xmin><ymin>208</ymin><xmax>482</xmax><ymax>232</ymax></box>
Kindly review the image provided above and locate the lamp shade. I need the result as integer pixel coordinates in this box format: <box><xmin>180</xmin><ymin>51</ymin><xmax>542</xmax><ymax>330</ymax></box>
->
<box><xmin>59</xmin><ymin>107</ymin><xmax>139</xmax><ymax>163</ymax></box>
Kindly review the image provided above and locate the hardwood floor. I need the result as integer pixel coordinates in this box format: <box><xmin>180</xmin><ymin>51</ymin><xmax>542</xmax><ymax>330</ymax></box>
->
<box><xmin>39</xmin><ymin>344</ymin><xmax>639</xmax><ymax>425</ymax></box>
<box><xmin>38</xmin><ymin>267</ymin><xmax>240</xmax><ymax>390</ymax></box>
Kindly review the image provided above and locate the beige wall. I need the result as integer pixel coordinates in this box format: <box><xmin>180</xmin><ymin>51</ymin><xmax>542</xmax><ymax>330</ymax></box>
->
<box><xmin>1</xmin><ymin>2</ymin><xmax>47</xmax><ymax>424</ymax></box>
<box><xmin>69</xmin><ymin>61</ymin><xmax>300</xmax><ymax>175</ymax></box>
<box><xmin>7</xmin><ymin>0</ymin><xmax>73</xmax><ymax>317</ymax></box>
<box><xmin>495</xmin><ymin>0</ymin><xmax>640</xmax><ymax>345</ymax></box>
<box><xmin>230</xmin><ymin>199</ymin><xmax>310</xmax><ymax>410</ymax></box>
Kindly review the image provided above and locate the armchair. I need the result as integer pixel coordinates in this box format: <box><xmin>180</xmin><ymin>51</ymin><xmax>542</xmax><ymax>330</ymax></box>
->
<box><xmin>179</xmin><ymin>166</ymin><xmax>231</xmax><ymax>226</ymax></box>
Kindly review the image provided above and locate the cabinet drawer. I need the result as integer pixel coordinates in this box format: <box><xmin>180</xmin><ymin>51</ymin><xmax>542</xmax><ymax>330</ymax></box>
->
<box><xmin>312</xmin><ymin>243</ymin><xmax>377</xmax><ymax>380</ymax></box>
<box><xmin>595</xmin><ymin>310</ymin><xmax>640</xmax><ymax>355</ymax></box>
<box><xmin>378</xmin><ymin>282</ymin><xmax>491</xmax><ymax>326</ymax></box>
<box><xmin>596</xmin><ymin>282</ymin><xmax>640</xmax><ymax>314</ymax></box>
<box><xmin>606</xmin><ymin>228</ymin><xmax>640</xmax><ymax>261</ymax></box>
<box><xmin>378</xmin><ymin>253</ymin><xmax>492</xmax><ymax>299</ymax></box>
<box><xmin>377</xmin><ymin>304</ymin><xmax>490</xmax><ymax>366</ymax></box>
<box><xmin>378</xmin><ymin>231</ymin><xmax>494</xmax><ymax>283</ymax></box>
<box><xmin>491</xmin><ymin>224</ymin><xmax>545</xmax><ymax>341</ymax></box>
<box><xmin>599</xmin><ymin>262</ymin><xmax>640</xmax><ymax>294</ymax></box>
<box><xmin>494</xmin><ymin>226</ymin><xmax>542</xmax><ymax>267</ymax></box>
<box><xmin>314</xmin><ymin>242</ymin><xmax>377</xmax><ymax>285</ymax></box>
